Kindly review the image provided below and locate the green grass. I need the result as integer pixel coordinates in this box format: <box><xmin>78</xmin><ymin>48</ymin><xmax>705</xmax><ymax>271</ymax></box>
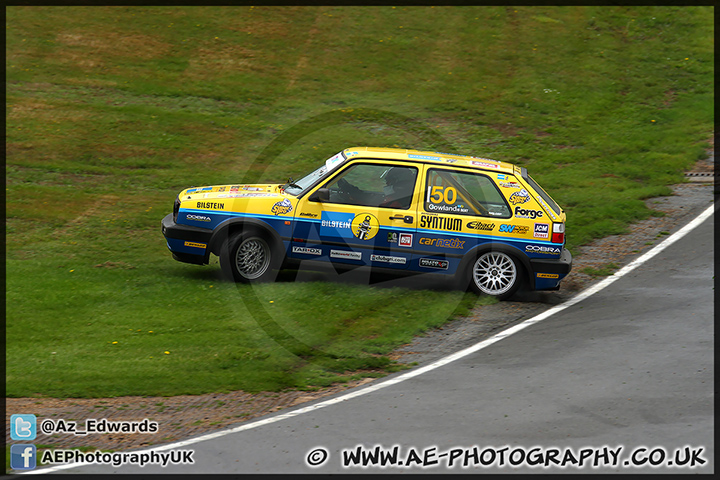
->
<box><xmin>5</xmin><ymin>5</ymin><xmax>713</xmax><ymax>398</ymax></box>
<box><xmin>581</xmin><ymin>263</ymin><xmax>619</xmax><ymax>277</ymax></box>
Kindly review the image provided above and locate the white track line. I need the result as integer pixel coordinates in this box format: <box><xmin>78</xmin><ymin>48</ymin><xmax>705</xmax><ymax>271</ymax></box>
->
<box><xmin>28</xmin><ymin>203</ymin><xmax>715</xmax><ymax>474</ymax></box>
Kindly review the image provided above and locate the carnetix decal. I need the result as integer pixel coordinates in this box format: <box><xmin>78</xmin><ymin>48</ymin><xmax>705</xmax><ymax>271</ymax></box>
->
<box><xmin>419</xmin><ymin>237</ymin><xmax>465</xmax><ymax>249</ymax></box>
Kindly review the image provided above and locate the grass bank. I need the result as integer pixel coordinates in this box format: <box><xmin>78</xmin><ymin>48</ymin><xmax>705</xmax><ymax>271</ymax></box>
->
<box><xmin>5</xmin><ymin>5</ymin><xmax>713</xmax><ymax>397</ymax></box>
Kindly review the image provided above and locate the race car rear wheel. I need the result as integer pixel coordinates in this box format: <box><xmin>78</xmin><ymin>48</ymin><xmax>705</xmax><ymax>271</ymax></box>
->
<box><xmin>468</xmin><ymin>251</ymin><xmax>522</xmax><ymax>299</ymax></box>
<box><xmin>221</xmin><ymin>231</ymin><xmax>277</xmax><ymax>283</ymax></box>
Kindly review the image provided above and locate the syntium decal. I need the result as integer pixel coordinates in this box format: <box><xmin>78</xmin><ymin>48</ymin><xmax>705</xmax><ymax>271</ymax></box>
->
<box><xmin>420</xmin><ymin>215</ymin><xmax>462</xmax><ymax>232</ymax></box>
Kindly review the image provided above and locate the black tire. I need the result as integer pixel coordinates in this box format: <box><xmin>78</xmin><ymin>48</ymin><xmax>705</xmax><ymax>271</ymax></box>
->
<box><xmin>466</xmin><ymin>251</ymin><xmax>523</xmax><ymax>300</ymax></box>
<box><xmin>220</xmin><ymin>231</ymin><xmax>279</xmax><ymax>283</ymax></box>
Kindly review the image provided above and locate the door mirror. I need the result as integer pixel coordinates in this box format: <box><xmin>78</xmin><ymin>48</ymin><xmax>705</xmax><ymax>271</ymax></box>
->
<box><xmin>308</xmin><ymin>188</ymin><xmax>330</xmax><ymax>203</ymax></box>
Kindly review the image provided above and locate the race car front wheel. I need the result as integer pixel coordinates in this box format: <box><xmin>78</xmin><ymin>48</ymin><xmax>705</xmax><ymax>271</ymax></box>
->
<box><xmin>221</xmin><ymin>232</ymin><xmax>277</xmax><ymax>283</ymax></box>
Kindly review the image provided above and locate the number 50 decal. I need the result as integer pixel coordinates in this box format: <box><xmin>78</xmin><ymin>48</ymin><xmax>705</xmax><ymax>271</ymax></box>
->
<box><xmin>428</xmin><ymin>185</ymin><xmax>457</xmax><ymax>204</ymax></box>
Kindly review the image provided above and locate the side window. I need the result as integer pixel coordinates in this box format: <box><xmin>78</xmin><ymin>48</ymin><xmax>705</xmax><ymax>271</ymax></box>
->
<box><xmin>425</xmin><ymin>169</ymin><xmax>511</xmax><ymax>218</ymax></box>
<box><xmin>323</xmin><ymin>163</ymin><xmax>418</xmax><ymax>210</ymax></box>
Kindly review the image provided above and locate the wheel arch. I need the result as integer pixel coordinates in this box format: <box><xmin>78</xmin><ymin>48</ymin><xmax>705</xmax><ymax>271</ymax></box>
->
<box><xmin>459</xmin><ymin>242</ymin><xmax>534</xmax><ymax>289</ymax></box>
<box><xmin>209</xmin><ymin>217</ymin><xmax>284</xmax><ymax>256</ymax></box>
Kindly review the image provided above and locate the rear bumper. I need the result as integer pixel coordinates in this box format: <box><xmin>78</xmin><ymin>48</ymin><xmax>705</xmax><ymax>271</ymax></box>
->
<box><xmin>529</xmin><ymin>247</ymin><xmax>573</xmax><ymax>290</ymax></box>
<box><xmin>161</xmin><ymin>213</ymin><xmax>213</xmax><ymax>265</ymax></box>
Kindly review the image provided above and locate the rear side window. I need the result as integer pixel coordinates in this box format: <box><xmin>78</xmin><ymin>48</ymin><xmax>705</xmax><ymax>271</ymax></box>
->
<box><xmin>525</xmin><ymin>175</ymin><xmax>562</xmax><ymax>216</ymax></box>
<box><xmin>425</xmin><ymin>168</ymin><xmax>511</xmax><ymax>218</ymax></box>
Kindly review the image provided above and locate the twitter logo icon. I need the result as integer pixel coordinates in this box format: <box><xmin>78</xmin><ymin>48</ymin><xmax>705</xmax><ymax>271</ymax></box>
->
<box><xmin>10</xmin><ymin>414</ymin><xmax>36</xmax><ymax>440</ymax></box>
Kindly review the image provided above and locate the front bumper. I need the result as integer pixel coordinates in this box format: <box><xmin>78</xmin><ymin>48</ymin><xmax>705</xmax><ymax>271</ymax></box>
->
<box><xmin>161</xmin><ymin>213</ymin><xmax>213</xmax><ymax>265</ymax></box>
<box><xmin>529</xmin><ymin>247</ymin><xmax>573</xmax><ymax>290</ymax></box>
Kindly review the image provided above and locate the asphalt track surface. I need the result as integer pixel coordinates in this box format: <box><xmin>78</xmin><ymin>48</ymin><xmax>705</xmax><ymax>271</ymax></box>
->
<box><xmin>36</xmin><ymin>205</ymin><xmax>714</xmax><ymax>475</ymax></box>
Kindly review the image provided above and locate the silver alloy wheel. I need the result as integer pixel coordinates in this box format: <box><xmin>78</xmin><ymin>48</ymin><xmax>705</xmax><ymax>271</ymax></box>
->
<box><xmin>234</xmin><ymin>236</ymin><xmax>271</xmax><ymax>280</ymax></box>
<box><xmin>472</xmin><ymin>251</ymin><xmax>518</xmax><ymax>296</ymax></box>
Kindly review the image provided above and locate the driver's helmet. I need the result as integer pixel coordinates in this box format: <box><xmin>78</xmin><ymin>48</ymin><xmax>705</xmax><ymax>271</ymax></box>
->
<box><xmin>383</xmin><ymin>167</ymin><xmax>415</xmax><ymax>196</ymax></box>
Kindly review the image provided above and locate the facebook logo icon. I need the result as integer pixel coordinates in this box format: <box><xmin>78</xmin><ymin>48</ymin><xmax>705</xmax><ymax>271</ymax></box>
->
<box><xmin>11</xmin><ymin>444</ymin><xmax>37</xmax><ymax>470</ymax></box>
<box><xmin>10</xmin><ymin>414</ymin><xmax>36</xmax><ymax>440</ymax></box>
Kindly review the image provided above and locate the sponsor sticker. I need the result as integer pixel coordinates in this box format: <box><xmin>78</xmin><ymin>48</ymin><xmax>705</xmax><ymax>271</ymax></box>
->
<box><xmin>186</xmin><ymin>214</ymin><xmax>211</xmax><ymax>222</ymax></box>
<box><xmin>184</xmin><ymin>241</ymin><xmax>207</xmax><ymax>249</ymax></box>
<box><xmin>330</xmin><ymin>250</ymin><xmax>362</xmax><ymax>260</ymax></box>
<box><xmin>320</xmin><ymin>212</ymin><xmax>353</xmax><ymax>236</ymax></box>
<box><xmin>409</xmin><ymin>154</ymin><xmax>441</xmax><ymax>161</ymax></box>
<box><xmin>420</xmin><ymin>214</ymin><xmax>462</xmax><ymax>232</ymax></box>
<box><xmin>525</xmin><ymin>244</ymin><xmax>561</xmax><ymax>255</ymax></box>
<box><xmin>537</xmin><ymin>196</ymin><xmax>558</xmax><ymax>220</ymax></box>
<box><xmin>537</xmin><ymin>273</ymin><xmax>559</xmax><ymax>278</ymax></box>
<box><xmin>419</xmin><ymin>237</ymin><xmax>465</xmax><ymax>249</ymax></box>
<box><xmin>466</xmin><ymin>220</ymin><xmax>495</xmax><ymax>231</ymax></box>
<box><xmin>351</xmin><ymin>213</ymin><xmax>379</xmax><ymax>240</ymax></box>
<box><xmin>271</xmin><ymin>198</ymin><xmax>293</xmax><ymax>215</ymax></box>
<box><xmin>499</xmin><ymin>224</ymin><xmax>529</xmax><ymax>234</ymax></box>
<box><xmin>419</xmin><ymin>258</ymin><xmax>449</xmax><ymax>269</ymax></box>
<box><xmin>534</xmin><ymin>223</ymin><xmax>550</xmax><ymax>239</ymax></box>
<box><xmin>217</xmin><ymin>193</ymin><xmax>276</xmax><ymax>198</ymax></box>
<box><xmin>509</xmin><ymin>189</ymin><xmax>531</xmax><ymax>205</ymax></box>
<box><xmin>320</xmin><ymin>212</ymin><xmax>380</xmax><ymax>241</ymax></box>
<box><xmin>426</xmin><ymin>203</ymin><xmax>470</xmax><ymax>214</ymax></box>
<box><xmin>196</xmin><ymin>201</ymin><xmax>225</xmax><ymax>210</ymax></box>
<box><xmin>471</xmin><ymin>161</ymin><xmax>499</xmax><ymax>169</ymax></box>
<box><xmin>514</xmin><ymin>206</ymin><xmax>544</xmax><ymax>219</ymax></box>
<box><xmin>292</xmin><ymin>246</ymin><xmax>322</xmax><ymax>255</ymax></box>
<box><xmin>370</xmin><ymin>254</ymin><xmax>407</xmax><ymax>264</ymax></box>
<box><xmin>399</xmin><ymin>233</ymin><xmax>413</xmax><ymax>247</ymax></box>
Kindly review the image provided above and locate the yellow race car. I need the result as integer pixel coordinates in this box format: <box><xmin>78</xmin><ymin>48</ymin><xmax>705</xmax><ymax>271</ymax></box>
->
<box><xmin>161</xmin><ymin>147</ymin><xmax>571</xmax><ymax>299</ymax></box>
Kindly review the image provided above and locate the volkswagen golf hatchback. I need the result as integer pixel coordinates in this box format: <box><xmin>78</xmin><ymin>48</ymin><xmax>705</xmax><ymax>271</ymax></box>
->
<box><xmin>161</xmin><ymin>147</ymin><xmax>572</xmax><ymax>299</ymax></box>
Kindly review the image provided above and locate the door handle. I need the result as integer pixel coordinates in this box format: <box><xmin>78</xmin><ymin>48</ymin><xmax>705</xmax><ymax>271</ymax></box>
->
<box><xmin>389</xmin><ymin>215</ymin><xmax>414</xmax><ymax>224</ymax></box>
